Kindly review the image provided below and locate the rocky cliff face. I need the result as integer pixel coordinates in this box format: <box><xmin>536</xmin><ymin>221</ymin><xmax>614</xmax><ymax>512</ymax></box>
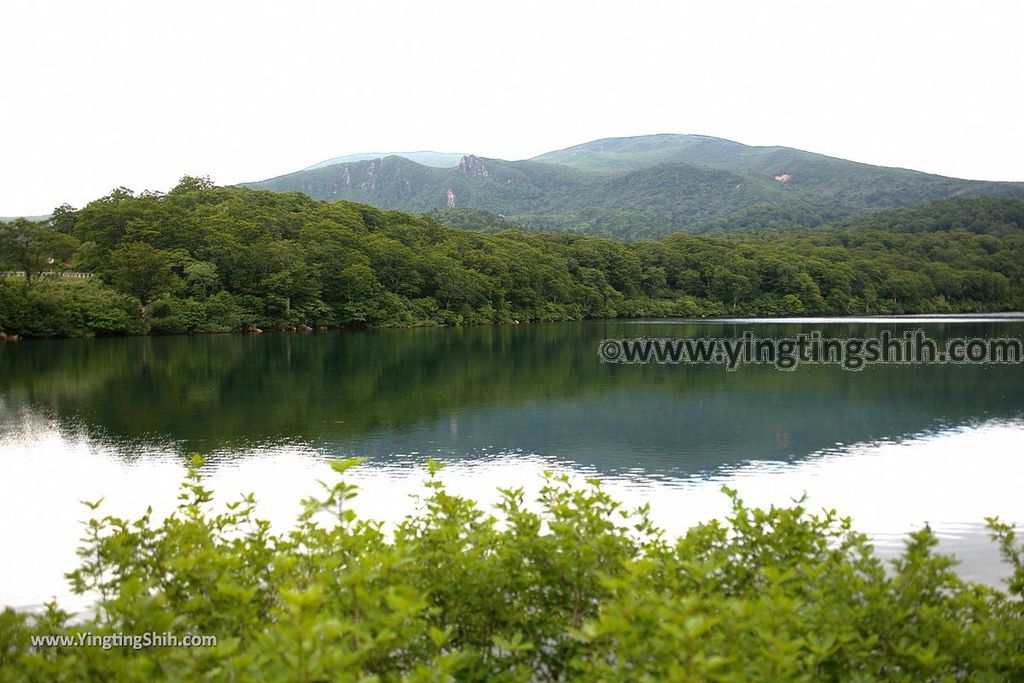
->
<box><xmin>329</xmin><ymin>158</ymin><xmax>420</xmax><ymax>197</ymax></box>
<box><xmin>458</xmin><ymin>155</ymin><xmax>490</xmax><ymax>178</ymax></box>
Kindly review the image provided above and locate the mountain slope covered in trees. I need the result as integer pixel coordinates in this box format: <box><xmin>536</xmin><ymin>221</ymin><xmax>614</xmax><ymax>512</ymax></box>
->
<box><xmin>304</xmin><ymin>151</ymin><xmax>465</xmax><ymax>170</ymax></box>
<box><xmin>243</xmin><ymin>135</ymin><xmax>1024</xmax><ymax>237</ymax></box>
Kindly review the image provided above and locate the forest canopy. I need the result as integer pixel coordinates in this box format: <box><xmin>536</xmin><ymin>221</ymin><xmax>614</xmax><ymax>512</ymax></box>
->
<box><xmin>1</xmin><ymin>179</ymin><xmax>1023</xmax><ymax>338</ymax></box>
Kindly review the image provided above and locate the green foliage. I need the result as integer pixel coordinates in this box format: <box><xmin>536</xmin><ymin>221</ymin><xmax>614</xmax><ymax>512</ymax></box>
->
<box><xmin>0</xmin><ymin>278</ymin><xmax>145</xmax><ymax>337</ymax></box>
<box><xmin>0</xmin><ymin>218</ymin><xmax>79</xmax><ymax>284</ymax></box>
<box><xmin>245</xmin><ymin>135</ymin><xmax>1024</xmax><ymax>237</ymax></box>
<box><xmin>148</xmin><ymin>291</ymin><xmax>246</xmax><ymax>334</ymax></box>
<box><xmin>428</xmin><ymin>208</ymin><xmax>523</xmax><ymax>232</ymax></box>
<box><xmin>3</xmin><ymin>183</ymin><xmax>1024</xmax><ymax>339</ymax></box>
<box><xmin>103</xmin><ymin>241</ymin><xmax>175</xmax><ymax>309</ymax></box>
<box><xmin>2</xmin><ymin>461</ymin><xmax>1022</xmax><ymax>681</ymax></box>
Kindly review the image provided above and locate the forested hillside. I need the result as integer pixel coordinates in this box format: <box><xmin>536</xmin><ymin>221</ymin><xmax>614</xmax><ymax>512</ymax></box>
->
<box><xmin>243</xmin><ymin>135</ymin><xmax>1024</xmax><ymax>237</ymax></box>
<box><xmin>1</xmin><ymin>180</ymin><xmax>1022</xmax><ymax>339</ymax></box>
<box><xmin>305</xmin><ymin>151</ymin><xmax>465</xmax><ymax>170</ymax></box>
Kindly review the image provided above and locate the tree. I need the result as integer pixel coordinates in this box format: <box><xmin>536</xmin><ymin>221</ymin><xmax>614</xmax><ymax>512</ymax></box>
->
<box><xmin>106</xmin><ymin>242</ymin><xmax>174</xmax><ymax>313</ymax></box>
<box><xmin>364</xmin><ymin>233</ymin><xmax>425</xmax><ymax>296</ymax></box>
<box><xmin>334</xmin><ymin>262</ymin><xmax>392</xmax><ymax>323</ymax></box>
<box><xmin>50</xmin><ymin>203</ymin><xmax>79</xmax><ymax>234</ymax></box>
<box><xmin>0</xmin><ymin>218</ymin><xmax>79</xmax><ymax>285</ymax></box>
<box><xmin>260</xmin><ymin>240</ymin><xmax>318</xmax><ymax>320</ymax></box>
<box><xmin>432</xmin><ymin>259</ymin><xmax>492</xmax><ymax>311</ymax></box>
<box><xmin>183</xmin><ymin>260</ymin><xmax>219</xmax><ymax>297</ymax></box>
<box><xmin>712</xmin><ymin>271</ymin><xmax>754</xmax><ymax>310</ymax></box>
<box><xmin>172</xmin><ymin>175</ymin><xmax>216</xmax><ymax>193</ymax></box>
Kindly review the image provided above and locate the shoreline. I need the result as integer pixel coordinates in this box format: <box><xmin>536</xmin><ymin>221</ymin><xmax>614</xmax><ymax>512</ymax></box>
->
<box><xmin>3</xmin><ymin>311</ymin><xmax>1024</xmax><ymax>344</ymax></box>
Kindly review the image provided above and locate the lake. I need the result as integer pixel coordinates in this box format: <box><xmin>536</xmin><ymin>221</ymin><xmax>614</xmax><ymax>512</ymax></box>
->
<box><xmin>2</xmin><ymin>316</ymin><xmax>1023</xmax><ymax>612</ymax></box>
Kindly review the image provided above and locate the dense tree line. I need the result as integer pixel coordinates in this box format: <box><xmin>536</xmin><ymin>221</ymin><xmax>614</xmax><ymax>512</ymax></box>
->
<box><xmin>1</xmin><ymin>180</ymin><xmax>1022</xmax><ymax>338</ymax></box>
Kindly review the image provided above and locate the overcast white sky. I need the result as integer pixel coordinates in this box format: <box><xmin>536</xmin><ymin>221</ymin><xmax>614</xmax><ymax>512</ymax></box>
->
<box><xmin>1</xmin><ymin>0</ymin><xmax>1021</xmax><ymax>216</ymax></box>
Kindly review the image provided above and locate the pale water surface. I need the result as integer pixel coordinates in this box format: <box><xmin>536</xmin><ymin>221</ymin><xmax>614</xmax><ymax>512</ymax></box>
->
<box><xmin>1</xmin><ymin>317</ymin><xmax>1022</xmax><ymax>611</ymax></box>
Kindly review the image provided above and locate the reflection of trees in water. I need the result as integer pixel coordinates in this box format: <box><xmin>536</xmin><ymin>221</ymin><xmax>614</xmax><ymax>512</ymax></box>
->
<box><xmin>1</xmin><ymin>321</ymin><xmax>1022</xmax><ymax>475</ymax></box>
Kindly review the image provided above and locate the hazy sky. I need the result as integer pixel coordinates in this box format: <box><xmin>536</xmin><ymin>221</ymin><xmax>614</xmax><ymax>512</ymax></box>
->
<box><xmin>1</xmin><ymin>0</ymin><xmax>1022</xmax><ymax>216</ymax></box>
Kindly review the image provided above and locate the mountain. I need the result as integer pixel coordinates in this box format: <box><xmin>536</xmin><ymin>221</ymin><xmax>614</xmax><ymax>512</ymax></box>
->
<box><xmin>245</xmin><ymin>154</ymin><xmax>599</xmax><ymax>211</ymax></box>
<box><xmin>533</xmin><ymin>134</ymin><xmax>1023</xmax><ymax>207</ymax></box>
<box><xmin>0</xmin><ymin>214</ymin><xmax>49</xmax><ymax>223</ymax></box>
<box><xmin>532</xmin><ymin>134</ymin><xmax>750</xmax><ymax>172</ymax></box>
<box><xmin>304</xmin><ymin>151</ymin><xmax>465</xmax><ymax>170</ymax></box>
<box><xmin>242</xmin><ymin>135</ymin><xmax>1024</xmax><ymax>237</ymax></box>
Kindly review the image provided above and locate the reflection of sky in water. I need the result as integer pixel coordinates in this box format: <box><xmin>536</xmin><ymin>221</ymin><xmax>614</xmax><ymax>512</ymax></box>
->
<box><xmin>3</xmin><ymin>414</ymin><xmax>1022</xmax><ymax>612</ymax></box>
<box><xmin>2</xmin><ymin>316</ymin><xmax>1022</xmax><ymax>612</ymax></box>
<box><xmin>305</xmin><ymin>388</ymin><xmax>1002</xmax><ymax>480</ymax></box>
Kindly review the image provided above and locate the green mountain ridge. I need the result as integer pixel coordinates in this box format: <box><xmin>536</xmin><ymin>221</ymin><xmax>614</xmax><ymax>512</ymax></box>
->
<box><xmin>304</xmin><ymin>151</ymin><xmax>466</xmax><ymax>170</ymax></box>
<box><xmin>242</xmin><ymin>135</ymin><xmax>1024</xmax><ymax>237</ymax></box>
<box><xmin>536</xmin><ymin>134</ymin><xmax>1023</xmax><ymax>202</ymax></box>
<box><xmin>0</xmin><ymin>215</ymin><xmax>49</xmax><ymax>223</ymax></box>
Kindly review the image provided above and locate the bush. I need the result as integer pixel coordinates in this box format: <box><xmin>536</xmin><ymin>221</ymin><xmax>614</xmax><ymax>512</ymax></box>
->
<box><xmin>149</xmin><ymin>292</ymin><xmax>247</xmax><ymax>334</ymax></box>
<box><xmin>0</xmin><ymin>278</ymin><xmax>145</xmax><ymax>338</ymax></box>
<box><xmin>1</xmin><ymin>459</ymin><xmax>1022</xmax><ymax>681</ymax></box>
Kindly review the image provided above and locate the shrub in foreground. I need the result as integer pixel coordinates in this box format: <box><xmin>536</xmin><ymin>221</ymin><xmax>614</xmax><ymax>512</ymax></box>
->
<box><xmin>1</xmin><ymin>458</ymin><xmax>1022</xmax><ymax>681</ymax></box>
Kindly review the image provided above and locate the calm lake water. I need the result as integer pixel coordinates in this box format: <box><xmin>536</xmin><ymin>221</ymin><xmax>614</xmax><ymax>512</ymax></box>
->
<box><xmin>2</xmin><ymin>316</ymin><xmax>1023</xmax><ymax>611</ymax></box>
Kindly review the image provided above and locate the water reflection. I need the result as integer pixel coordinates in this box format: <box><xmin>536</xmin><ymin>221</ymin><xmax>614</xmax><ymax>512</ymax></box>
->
<box><xmin>1</xmin><ymin>317</ymin><xmax>1023</xmax><ymax>608</ymax></box>
<box><xmin>2</xmin><ymin>416</ymin><xmax>1021</xmax><ymax>611</ymax></box>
